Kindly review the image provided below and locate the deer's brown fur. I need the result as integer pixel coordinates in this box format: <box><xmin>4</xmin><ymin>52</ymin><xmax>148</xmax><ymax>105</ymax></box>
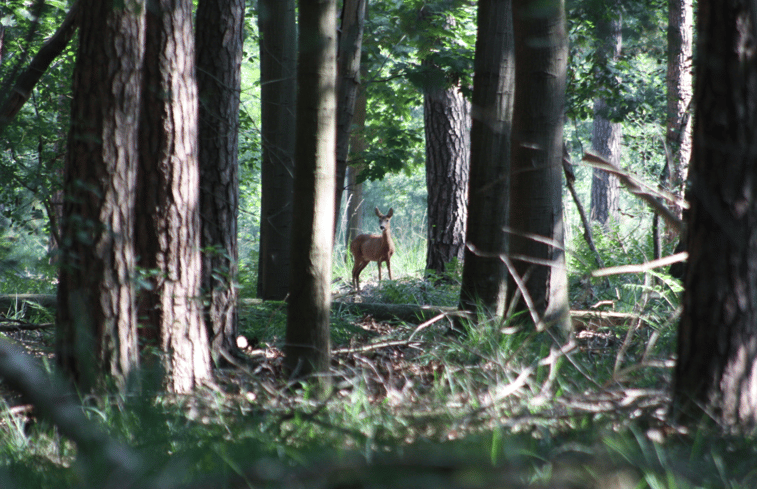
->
<box><xmin>350</xmin><ymin>207</ymin><xmax>395</xmax><ymax>291</ymax></box>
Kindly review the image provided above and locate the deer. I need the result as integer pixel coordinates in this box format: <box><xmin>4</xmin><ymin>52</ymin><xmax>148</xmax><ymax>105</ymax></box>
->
<box><xmin>350</xmin><ymin>207</ymin><xmax>395</xmax><ymax>291</ymax></box>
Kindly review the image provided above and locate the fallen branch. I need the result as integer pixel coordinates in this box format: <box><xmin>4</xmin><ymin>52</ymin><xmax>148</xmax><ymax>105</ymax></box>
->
<box><xmin>0</xmin><ymin>338</ymin><xmax>142</xmax><ymax>487</ymax></box>
<box><xmin>0</xmin><ymin>317</ymin><xmax>54</xmax><ymax>331</ymax></box>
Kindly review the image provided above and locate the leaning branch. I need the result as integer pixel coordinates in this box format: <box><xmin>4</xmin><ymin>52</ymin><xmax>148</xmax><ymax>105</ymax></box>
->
<box><xmin>0</xmin><ymin>2</ymin><xmax>80</xmax><ymax>135</ymax></box>
<box><xmin>582</xmin><ymin>151</ymin><xmax>685</xmax><ymax>233</ymax></box>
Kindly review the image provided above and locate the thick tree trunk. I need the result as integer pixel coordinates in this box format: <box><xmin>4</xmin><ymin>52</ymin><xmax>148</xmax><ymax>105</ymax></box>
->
<box><xmin>285</xmin><ymin>0</ymin><xmax>337</xmax><ymax>380</ymax></box>
<box><xmin>666</xmin><ymin>0</ymin><xmax>694</xmax><ymax>214</ymax></box>
<box><xmin>334</xmin><ymin>0</ymin><xmax>367</xmax><ymax>237</ymax></box>
<box><xmin>137</xmin><ymin>0</ymin><xmax>212</xmax><ymax>393</ymax></box>
<box><xmin>672</xmin><ymin>0</ymin><xmax>757</xmax><ymax>429</ymax></box>
<box><xmin>459</xmin><ymin>0</ymin><xmax>514</xmax><ymax>317</ymax></box>
<box><xmin>424</xmin><ymin>81</ymin><xmax>470</xmax><ymax>275</ymax></box>
<box><xmin>195</xmin><ymin>0</ymin><xmax>244</xmax><ymax>363</ymax></box>
<box><xmin>56</xmin><ymin>0</ymin><xmax>144</xmax><ymax>392</ymax></box>
<box><xmin>508</xmin><ymin>0</ymin><xmax>571</xmax><ymax>334</ymax></box>
<box><xmin>257</xmin><ymin>0</ymin><xmax>296</xmax><ymax>301</ymax></box>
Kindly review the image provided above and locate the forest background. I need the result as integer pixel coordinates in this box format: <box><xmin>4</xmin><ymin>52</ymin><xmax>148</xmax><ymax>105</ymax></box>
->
<box><xmin>1</xmin><ymin>0</ymin><xmax>756</xmax><ymax>487</ymax></box>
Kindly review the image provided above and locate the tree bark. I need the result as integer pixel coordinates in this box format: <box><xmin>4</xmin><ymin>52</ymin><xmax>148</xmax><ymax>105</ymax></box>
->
<box><xmin>590</xmin><ymin>99</ymin><xmax>621</xmax><ymax>226</ymax></box>
<box><xmin>257</xmin><ymin>0</ymin><xmax>296</xmax><ymax>301</ymax></box>
<box><xmin>672</xmin><ymin>0</ymin><xmax>757</xmax><ymax>429</ymax></box>
<box><xmin>459</xmin><ymin>0</ymin><xmax>514</xmax><ymax>317</ymax></box>
<box><xmin>137</xmin><ymin>0</ymin><xmax>212</xmax><ymax>393</ymax></box>
<box><xmin>424</xmin><ymin>76</ymin><xmax>470</xmax><ymax>275</ymax></box>
<box><xmin>666</xmin><ymin>0</ymin><xmax>694</xmax><ymax>215</ymax></box>
<box><xmin>589</xmin><ymin>7</ymin><xmax>622</xmax><ymax>227</ymax></box>
<box><xmin>56</xmin><ymin>0</ymin><xmax>144</xmax><ymax>392</ymax></box>
<box><xmin>285</xmin><ymin>0</ymin><xmax>337</xmax><ymax>380</ymax></box>
<box><xmin>345</xmin><ymin>83</ymin><xmax>368</xmax><ymax>250</ymax></box>
<box><xmin>195</xmin><ymin>0</ymin><xmax>244</xmax><ymax>364</ymax></box>
<box><xmin>334</xmin><ymin>0</ymin><xmax>367</xmax><ymax>237</ymax></box>
<box><xmin>508</xmin><ymin>0</ymin><xmax>571</xmax><ymax>334</ymax></box>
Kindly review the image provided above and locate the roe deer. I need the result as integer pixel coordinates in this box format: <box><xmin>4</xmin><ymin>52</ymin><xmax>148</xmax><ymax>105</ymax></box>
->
<box><xmin>350</xmin><ymin>207</ymin><xmax>395</xmax><ymax>291</ymax></box>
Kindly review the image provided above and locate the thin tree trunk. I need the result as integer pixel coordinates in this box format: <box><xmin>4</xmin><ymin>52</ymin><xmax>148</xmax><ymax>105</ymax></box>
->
<box><xmin>345</xmin><ymin>83</ymin><xmax>367</xmax><ymax>250</ymax></box>
<box><xmin>666</xmin><ymin>0</ymin><xmax>694</xmax><ymax>215</ymax></box>
<box><xmin>137</xmin><ymin>0</ymin><xmax>211</xmax><ymax>393</ymax></box>
<box><xmin>257</xmin><ymin>0</ymin><xmax>296</xmax><ymax>301</ymax></box>
<box><xmin>56</xmin><ymin>0</ymin><xmax>144</xmax><ymax>392</ymax></box>
<box><xmin>334</xmin><ymin>0</ymin><xmax>367</xmax><ymax>237</ymax></box>
<box><xmin>196</xmin><ymin>0</ymin><xmax>244</xmax><ymax>363</ymax></box>
<box><xmin>590</xmin><ymin>100</ymin><xmax>621</xmax><ymax>226</ymax></box>
<box><xmin>0</xmin><ymin>2</ymin><xmax>79</xmax><ymax>134</ymax></box>
<box><xmin>285</xmin><ymin>0</ymin><xmax>337</xmax><ymax>381</ymax></box>
<box><xmin>459</xmin><ymin>0</ymin><xmax>514</xmax><ymax>317</ymax></box>
<box><xmin>508</xmin><ymin>0</ymin><xmax>571</xmax><ymax>334</ymax></box>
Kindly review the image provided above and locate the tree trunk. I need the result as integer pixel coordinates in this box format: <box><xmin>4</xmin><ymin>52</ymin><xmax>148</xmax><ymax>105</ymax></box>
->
<box><xmin>257</xmin><ymin>0</ymin><xmax>296</xmax><ymax>301</ymax></box>
<box><xmin>459</xmin><ymin>0</ymin><xmax>514</xmax><ymax>317</ymax></box>
<box><xmin>590</xmin><ymin>7</ymin><xmax>622</xmax><ymax>228</ymax></box>
<box><xmin>137</xmin><ymin>0</ymin><xmax>211</xmax><ymax>393</ymax></box>
<box><xmin>345</xmin><ymin>83</ymin><xmax>367</xmax><ymax>250</ymax></box>
<box><xmin>666</xmin><ymin>0</ymin><xmax>694</xmax><ymax>215</ymax></box>
<box><xmin>424</xmin><ymin>73</ymin><xmax>470</xmax><ymax>275</ymax></box>
<box><xmin>508</xmin><ymin>0</ymin><xmax>571</xmax><ymax>334</ymax></box>
<box><xmin>334</xmin><ymin>0</ymin><xmax>367</xmax><ymax>237</ymax></box>
<box><xmin>285</xmin><ymin>0</ymin><xmax>337</xmax><ymax>380</ymax></box>
<box><xmin>56</xmin><ymin>0</ymin><xmax>144</xmax><ymax>392</ymax></box>
<box><xmin>672</xmin><ymin>0</ymin><xmax>757</xmax><ymax>429</ymax></box>
<box><xmin>590</xmin><ymin>98</ymin><xmax>621</xmax><ymax>226</ymax></box>
<box><xmin>195</xmin><ymin>0</ymin><xmax>244</xmax><ymax>364</ymax></box>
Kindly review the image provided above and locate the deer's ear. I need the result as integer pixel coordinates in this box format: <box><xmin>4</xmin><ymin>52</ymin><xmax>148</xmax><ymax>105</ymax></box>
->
<box><xmin>374</xmin><ymin>207</ymin><xmax>381</xmax><ymax>217</ymax></box>
<box><xmin>386</xmin><ymin>208</ymin><xmax>393</xmax><ymax>218</ymax></box>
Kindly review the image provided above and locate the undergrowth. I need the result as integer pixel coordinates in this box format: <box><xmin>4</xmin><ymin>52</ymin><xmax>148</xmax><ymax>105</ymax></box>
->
<box><xmin>2</xmin><ymin>215</ymin><xmax>753</xmax><ymax>488</ymax></box>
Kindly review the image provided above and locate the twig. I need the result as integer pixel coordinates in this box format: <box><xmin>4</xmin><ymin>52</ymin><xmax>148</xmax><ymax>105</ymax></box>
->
<box><xmin>591</xmin><ymin>252</ymin><xmax>688</xmax><ymax>277</ymax></box>
<box><xmin>333</xmin><ymin>339</ymin><xmax>425</xmax><ymax>355</ymax></box>
<box><xmin>563</xmin><ymin>148</ymin><xmax>604</xmax><ymax>269</ymax></box>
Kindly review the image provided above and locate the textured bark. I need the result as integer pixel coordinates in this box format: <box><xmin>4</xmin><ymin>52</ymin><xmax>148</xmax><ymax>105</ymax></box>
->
<box><xmin>285</xmin><ymin>0</ymin><xmax>337</xmax><ymax>380</ymax></box>
<box><xmin>137</xmin><ymin>0</ymin><xmax>211</xmax><ymax>393</ymax></box>
<box><xmin>196</xmin><ymin>0</ymin><xmax>244</xmax><ymax>363</ymax></box>
<box><xmin>666</xmin><ymin>0</ymin><xmax>694</xmax><ymax>212</ymax></box>
<box><xmin>508</xmin><ymin>0</ymin><xmax>570</xmax><ymax>334</ymax></box>
<box><xmin>590</xmin><ymin>7</ymin><xmax>622</xmax><ymax>227</ymax></box>
<box><xmin>590</xmin><ymin>98</ymin><xmax>621</xmax><ymax>226</ymax></box>
<box><xmin>257</xmin><ymin>0</ymin><xmax>296</xmax><ymax>300</ymax></box>
<box><xmin>345</xmin><ymin>84</ymin><xmax>367</xmax><ymax>249</ymax></box>
<box><xmin>459</xmin><ymin>0</ymin><xmax>514</xmax><ymax>317</ymax></box>
<box><xmin>56</xmin><ymin>0</ymin><xmax>144</xmax><ymax>392</ymax></box>
<box><xmin>334</xmin><ymin>0</ymin><xmax>367</xmax><ymax>236</ymax></box>
<box><xmin>672</xmin><ymin>0</ymin><xmax>757</xmax><ymax>429</ymax></box>
<box><xmin>424</xmin><ymin>80</ymin><xmax>470</xmax><ymax>275</ymax></box>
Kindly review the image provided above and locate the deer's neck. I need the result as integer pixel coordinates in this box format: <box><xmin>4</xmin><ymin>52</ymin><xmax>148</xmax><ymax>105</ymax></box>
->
<box><xmin>382</xmin><ymin>228</ymin><xmax>393</xmax><ymax>247</ymax></box>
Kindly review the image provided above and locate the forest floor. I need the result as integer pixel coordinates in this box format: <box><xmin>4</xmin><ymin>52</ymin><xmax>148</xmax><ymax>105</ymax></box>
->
<box><xmin>1</xmin><ymin>287</ymin><xmax>753</xmax><ymax>488</ymax></box>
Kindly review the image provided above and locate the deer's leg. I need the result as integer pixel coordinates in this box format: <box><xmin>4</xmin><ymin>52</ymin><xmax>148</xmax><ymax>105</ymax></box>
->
<box><xmin>387</xmin><ymin>260</ymin><xmax>392</xmax><ymax>280</ymax></box>
<box><xmin>353</xmin><ymin>260</ymin><xmax>369</xmax><ymax>290</ymax></box>
<box><xmin>377</xmin><ymin>261</ymin><xmax>382</xmax><ymax>283</ymax></box>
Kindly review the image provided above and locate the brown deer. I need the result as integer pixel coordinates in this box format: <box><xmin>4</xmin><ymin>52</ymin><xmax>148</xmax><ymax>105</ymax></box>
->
<box><xmin>350</xmin><ymin>207</ymin><xmax>395</xmax><ymax>291</ymax></box>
